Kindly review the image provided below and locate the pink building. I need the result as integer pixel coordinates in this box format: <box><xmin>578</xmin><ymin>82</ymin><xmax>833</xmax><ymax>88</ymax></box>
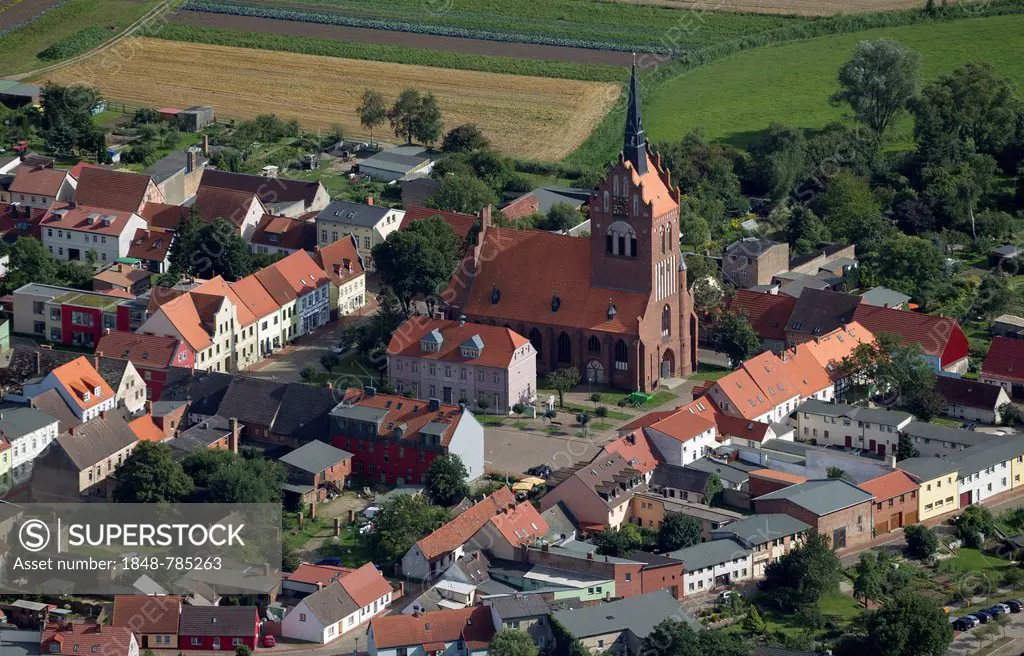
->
<box><xmin>386</xmin><ymin>318</ymin><xmax>536</xmax><ymax>414</ymax></box>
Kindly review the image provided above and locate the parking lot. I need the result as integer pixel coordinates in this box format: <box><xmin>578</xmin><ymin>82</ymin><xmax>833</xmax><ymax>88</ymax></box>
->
<box><xmin>948</xmin><ymin>599</ymin><xmax>1024</xmax><ymax>655</ymax></box>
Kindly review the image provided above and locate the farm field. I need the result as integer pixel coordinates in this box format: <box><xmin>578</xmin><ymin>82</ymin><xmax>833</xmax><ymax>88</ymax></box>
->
<box><xmin>182</xmin><ymin>0</ymin><xmax>807</xmax><ymax>52</ymax></box>
<box><xmin>39</xmin><ymin>38</ymin><xmax>621</xmax><ymax>161</ymax></box>
<box><xmin>0</xmin><ymin>0</ymin><xmax>166</xmax><ymax>74</ymax></box>
<box><xmin>609</xmin><ymin>0</ymin><xmax>953</xmax><ymax>16</ymax></box>
<box><xmin>643</xmin><ymin>13</ymin><xmax>1024</xmax><ymax>147</ymax></box>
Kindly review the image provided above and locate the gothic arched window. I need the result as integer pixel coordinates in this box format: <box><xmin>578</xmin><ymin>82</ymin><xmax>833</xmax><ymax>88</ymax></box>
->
<box><xmin>557</xmin><ymin>332</ymin><xmax>572</xmax><ymax>363</ymax></box>
<box><xmin>614</xmin><ymin>339</ymin><xmax>628</xmax><ymax>371</ymax></box>
<box><xmin>529</xmin><ymin>328</ymin><xmax>542</xmax><ymax>357</ymax></box>
<box><xmin>662</xmin><ymin>305</ymin><xmax>671</xmax><ymax>337</ymax></box>
<box><xmin>588</xmin><ymin>335</ymin><xmax>601</xmax><ymax>354</ymax></box>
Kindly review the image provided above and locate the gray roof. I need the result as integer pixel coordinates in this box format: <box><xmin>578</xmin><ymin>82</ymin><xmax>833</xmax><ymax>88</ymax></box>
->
<box><xmin>150</xmin><ymin>400</ymin><xmax>187</xmax><ymax>417</ymax></box>
<box><xmin>903</xmin><ymin>421</ymin><xmax>994</xmax><ymax>447</ymax></box>
<box><xmin>487</xmin><ymin>594</ymin><xmax>553</xmax><ymax>620</ymax></box>
<box><xmin>55</xmin><ymin>413</ymin><xmax>138</xmax><ymax>470</ymax></box>
<box><xmin>552</xmin><ymin>589</ymin><xmax>699</xmax><ymax>639</ymax></box>
<box><xmin>299</xmin><ymin>580</ymin><xmax>359</xmax><ymax>624</ymax></box>
<box><xmin>423</xmin><ymin>328</ymin><xmax>443</xmax><ymax>344</ymax></box>
<box><xmin>169</xmin><ymin>415</ymin><xmax>232</xmax><ymax>458</ymax></box>
<box><xmin>272</xmin><ymin>383</ymin><xmax>342</xmax><ymax>441</ymax></box>
<box><xmin>725</xmin><ymin>237</ymin><xmax>781</xmax><ymax>257</ymax></box>
<box><xmin>332</xmin><ymin>404</ymin><xmax>390</xmax><ymax>423</ymax></box>
<box><xmin>461</xmin><ymin>334</ymin><xmax>484</xmax><ymax>349</ymax></box>
<box><xmin>667</xmin><ymin>538</ymin><xmax>751</xmax><ymax>572</ymax></box>
<box><xmin>144</xmin><ymin>150</ymin><xmax>207</xmax><ymax>184</ymax></box>
<box><xmin>217</xmin><ymin>376</ymin><xmax>287</xmax><ymax>426</ymax></box>
<box><xmin>0</xmin><ymin>406</ymin><xmax>58</xmax><ymax>440</ymax></box>
<box><xmin>685</xmin><ymin>457</ymin><xmax>752</xmax><ymax>486</ymax></box>
<box><xmin>754</xmin><ymin>478</ymin><xmax>873</xmax><ymax>516</ymax></box>
<box><xmin>779</xmin><ymin>276</ymin><xmax>831</xmax><ymax>299</ymax></box>
<box><xmin>178</xmin><ymin>605</ymin><xmax>258</xmax><ymax>636</ymax></box>
<box><xmin>949</xmin><ymin>435</ymin><xmax>1024</xmax><ymax>479</ymax></box>
<box><xmin>860</xmin><ymin>286</ymin><xmax>911</xmax><ymax>308</ymax></box>
<box><xmin>897</xmin><ymin>456</ymin><xmax>960</xmax><ymax>481</ymax></box>
<box><xmin>650</xmin><ymin>463</ymin><xmax>710</xmax><ymax>493</ymax></box>
<box><xmin>995</xmin><ymin>244</ymin><xmax>1021</xmax><ymax>257</ymax></box>
<box><xmin>711</xmin><ymin>514</ymin><xmax>810</xmax><ymax>547</ymax></box>
<box><xmin>532</xmin><ymin>544</ymin><xmax>641</xmax><ymax>565</ymax></box>
<box><xmin>797</xmin><ymin>399</ymin><xmax>913</xmax><ymax>427</ymax></box>
<box><xmin>529</xmin><ymin>186</ymin><xmax>591</xmax><ymax>215</ymax></box>
<box><xmin>540</xmin><ymin>501</ymin><xmax>577</xmax><ymax>542</ymax></box>
<box><xmin>279</xmin><ymin>440</ymin><xmax>352</xmax><ymax>474</ymax></box>
<box><xmin>28</xmin><ymin>388</ymin><xmax>80</xmax><ymax>434</ymax></box>
<box><xmin>160</xmin><ymin>369</ymin><xmax>234</xmax><ymax>417</ymax></box>
<box><xmin>317</xmin><ymin>200</ymin><xmax>392</xmax><ymax>228</ymax></box>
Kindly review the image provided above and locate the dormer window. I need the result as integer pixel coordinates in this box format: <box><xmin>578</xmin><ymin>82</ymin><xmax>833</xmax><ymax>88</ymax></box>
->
<box><xmin>94</xmin><ymin>386</ymin><xmax>101</xmax><ymax>396</ymax></box>
<box><xmin>83</xmin><ymin>391</ymin><xmax>91</xmax><ymax>402</ymax></box>
<box><xmin>420</xmin><ymin>328</ymin><xmax>443</xmax><ymax>353</ymax></box>
<box><xmin>460</xmin><ymin>335</ymin><xmax>484</xmax><ymax>359</ymax></box>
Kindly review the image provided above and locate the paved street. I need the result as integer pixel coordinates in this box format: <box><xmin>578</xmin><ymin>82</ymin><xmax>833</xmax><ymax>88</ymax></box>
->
<box><xmin>485</xmin><ymin>423</ymin><xmax>604</xmax><ymax>476</ymax></box>
<box><xmin>948</xmin><ymin>608</ymin><xmax>1024</xmax><ymax>656</ymax></box>
<box><xmin>247</xmin><ymin>311</ymin><xmax>373</xmax><ymax>384</ymax></box>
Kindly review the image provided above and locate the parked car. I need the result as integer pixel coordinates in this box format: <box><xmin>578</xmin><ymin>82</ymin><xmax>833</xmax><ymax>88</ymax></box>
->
<box><xmin>990</xmin><ymin>604</ymin><xmax>1010</xmax><ymax>615</ymax></box>
<box><xmin>527</xmin><ymin>465</ymin><xmax>552</xmax><ymax>478</ymax></box>
<box><xmin>964</xmin><ymin>615</ymin><xmax>981</xmax><ymax>627</ymax></box>
<box><xmin>262</xmin><ymin>636</ymin><xmax>276</xmax><ymax>648</ymax></box>
<box><xmin>975</xmin><ymin>611</ymin><xmax>992</xmax><ymax>623</ymax></box>
<box><xmin>1007</xmin><ymin>600</ymin><xmax>1023</xmax><ymax>613</ymax></box>
<box><xmin>718</xmin><ymin>590</ymin><xmax>740</xmax><ymax>601</ymax></box>
<box><xmin>962</xmin><ymin>422</ymin><xmax>977</xmax><ymax>431</ymax></box>
<box><xmin>952</xmin><ymin>617</ymin><xmax>973</xmax><ymax>632</ymax></box>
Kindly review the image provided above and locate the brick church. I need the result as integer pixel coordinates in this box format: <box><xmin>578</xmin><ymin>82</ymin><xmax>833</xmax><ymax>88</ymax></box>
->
<box><xmin>445</xmin><ymin>64</ymin><xmax>697</xmax><ymax>392</ymax></box>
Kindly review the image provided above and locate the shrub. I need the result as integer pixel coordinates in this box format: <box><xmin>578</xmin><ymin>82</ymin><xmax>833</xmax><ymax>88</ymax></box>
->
<box><xmin>38</xmin><ymin>26</ymin><xmax>110</xmax><ymax>61</ymax></box>
<box><xmin>595</xmin><ymin>406</ymin><xmax>609</xmax><ymax>418</ymax></box>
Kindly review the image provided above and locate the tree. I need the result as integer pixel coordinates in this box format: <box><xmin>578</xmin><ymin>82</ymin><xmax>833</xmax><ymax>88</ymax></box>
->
<box><xmin>712</xmin><ymin>309</ymin><xmax>761</xmax><ymax>367</ymax></box>
<box><xmin>511</xmin><ymin>403</ymin><xmax>526</xmax><ymax>417</ymax></box>
<box><xmin>704</xmin><ymin>473</ymin><xmax>723</xmax><ymax>505</ymax></box>
<box><xmin>831</xmin><ymin>39</ymin><xmax>921</xmax><ymax>139</ymax></box>
<box><xmin>919</xmin><ymin>154</ymin><xmax>998</xmax><ymax>234</ymax></box>
<box><xmin>956</xmin><ymin>504</ymin><xmax>995</xmax><ymax>548</ymax></box>
<box><xmin>113</xmin><ymin>442</ymin><xmax>194</xmax><ymax>503</ymax></box>
<box><xmin>863</xmin><ymin>593</ymin><xmax>953</xmax><ymax>656</ymax></box>
<box><xmin>656</xmin><ymin>512</ymin><xmax>703</xmax><ymax>552</ymax></box>
<box><xmin>842</xmin><ymin>332</ymin><xmax>938</xmax><ymax>407</ymax></box>
<box><xmin>234</xmin><ymin>646</ymin><xmax>252</xmax><ymax>656</ymax></box>
<box><xmin>181</xmin><ymin>448</ymin><xmax>237</xmax><ymax>488</ymax></box>
<box><xmin>786</xmin><ymin>204</ymin><xmax>831</xmax><ymax>257</ymax></box>
<box><xmin>427</xmin><ymin>174</ymin><xmax>497</xmax><ymax>214</ymax></box>
<box><xmin>40</xmin><ymin>83</ymin><xmax>102</xmax><ymax>149</ymax></box>
<box><xmin>543</xmin><ymin>202</ymin><xmax>583</xmax><ymax>232</ymax></box>
<box><xmin>742</xmin><ymin>605</ymin><xmax>766</xmax><ymax>635</ymax></box>
<box><xmin>860</xmin><ymin>234</ymin><xmax>947</xmax><ymax>305</ymax></box>
<box><xmin>425</xmin><ymin>454</ymin><xmax>470</xmax><ymax>506</ymax></box>
<box><xmin>744</xmin><ymin>123</ymin><xmax>807</xmax><ymax>201</ymax></box>
<box><xmin>814</xmin><ymin>170</ymin><xmax>887</xmax><ymax>243</ymax></box>
<box><xmin>489</xmin><ymin>630</ymin><xmax>537</xmax><ymax>656</ymax></box>
<box><xmin>896</xmin><ymin>433</ymin><xmax>920</xmax><ymax>461</ymax></box>
<box><xmin>169</xmin><ymin>206</ymin><xmax>204</xmax><ymax>274</ymax></box>
<box><xmin>546</xmin><ymin>367</ymin><xmax>580</xmax><ymax>407</ymax></box>
<box><xmin>413</xmin><ymin>92</ymin><xmax>443</xmax><ymax>145</ymax></box>
<box><xmin>905</xmin><ymin>386</ymin><xmax>946</xmax><ymax>422</ymax></box>
<box><xmin>207</xmin><ymin>457</ymin><xmax>285</xmax><ymax>504</ymax></box>
<box><xmin>442</xmin><ymin>124</ymin><xmax>489</xmax><ymax>153</ymax></box>
<box><xmin>190</xmin><ymin>219</ymin><xmax>253</xmax><ymax>281</ymax></box>
<box><xmin>641</xmin><ymin>618</ymin><xmax>749</xmax><ymax>656</ymax></box>
<box><xmin>371</xmin><ymin>215</ymin><xmax>463</xmax><ymax>312</ymax></box>
<box><xmin>387</xmin><ymin>89</ymin><xmax>443</xmax><ymax>145</ymax></box>
<box><xmin>853</xmin><ymin>552</ymin><xmax>885</xmax><ymax>605</ymax></box>
<box><xmin>357</xmin><ymin>89</ymin><xmax>387</xmax><ymax>145</ymax></box>
<box><xmin>593</xmin><ymin>524</ymin><xmax>653</xmax><ymax>557</ymax></box>
<box><xmin>300</xmin><ymin>364</ymin><xmax>319</xmax><ymax>383</ymax></box>
<box><xmin>373</xmin><ymin>494</ymin><xmax>451</xmax><ymax>565</ymax></box>
<box><xmin>763</xmin><ymin>529</ymin><xmax>842</xmax><ymax>610</ymax></box>
<box><xmin>46</xmin><ymin>122</ymin><xmax>76</xmax><ymax>157</ymax></box>
<box><xmin>1000</xmin><ymin>402</ymin><xmax>1023</xmax><ymax>427</ymax></box>
<box><xmin>826</xmin><ymin>466</ymin><xmax>846</xmax><ymax>480</ymax></box>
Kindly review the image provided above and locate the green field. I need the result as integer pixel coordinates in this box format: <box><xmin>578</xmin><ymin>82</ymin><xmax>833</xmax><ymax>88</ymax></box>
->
<box><xmin>157</xmin><ymin>24</ymin><xmax>626</xmax><ymax>81</ymax></box>
<box><xmin>189</xmin><ymin>0</ymin><xmax>805</xmax><ymax>51</ymax></box>
<box><xmin>644</xmin><ymin>14</ymin><xmax>1024</xmax><ymax>147</ymax></box>
<box><xmin>0</xmin><ymin>0</ymin><xmax>166</xmax><ymax>74</ymax></box>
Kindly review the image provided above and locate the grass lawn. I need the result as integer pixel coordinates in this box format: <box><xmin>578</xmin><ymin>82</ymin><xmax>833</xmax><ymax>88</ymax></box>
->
<box><xmin>738</xmin><ymin>592</ymin><xmax>863</xmax><ymax>639</ymax></box>
<box><xmin>688</xmin><ymin>362</ymin><xmax>732</xmax><ymax>382</ymax></box>
<box><xmin>477</xmin><ymin>415</ymin><xmax>506</xmax><ymax>426</ymax></box>
<box><xmin>945</xmin><ymin>548</ymin><xmax>1013</xmax><ymax>577</ymax></box>
<box><xmin>317</xmin><ymin>525</ymin><xmax>376</xmax><ymax>567</ymax></box>
<box><xmin>644</xmin><ymin>14</ymin><xmax>1024</xmax><ymax>146</ymax></box>
<box><xmin>0</xmin><ymin>0</ymin><xmax>167</xmax><ymax>75</ymax></box>
<box><xmin>330</xmin><ymin>354</ymin><xmax>385</xmax><ymax>386</ymax></box>
<box><xmin>930</xmin><ymin>416</ymin><xmax>963</xmax><ymax>428</ymax></box>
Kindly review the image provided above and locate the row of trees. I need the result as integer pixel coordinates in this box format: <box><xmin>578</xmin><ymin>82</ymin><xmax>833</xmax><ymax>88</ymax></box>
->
<box><xmin>592</xmin><ymin>512</ymin><xmax>705</xmax><ymax>556</ymax></box>
<box><xmin>357</xmin><ymin>88</ymin><xmax>443</xmax><ymax>146</ymax></box>
<box><xmin>162</xmin><ymin>209</ymin><xmax>282</xmax><ymax>284</ymax></box>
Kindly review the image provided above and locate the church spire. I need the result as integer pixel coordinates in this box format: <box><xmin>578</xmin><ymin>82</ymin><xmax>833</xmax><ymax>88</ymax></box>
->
<box><xmin>623</xmin><ymin>55</ymin><xmax>647</xmax><ymax>175</ymax></box>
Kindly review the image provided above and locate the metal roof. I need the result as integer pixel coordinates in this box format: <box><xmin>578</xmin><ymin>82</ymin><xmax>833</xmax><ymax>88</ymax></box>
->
<box><xmin>903</xmin><ymin>421</ymin><xmax>995</xmax><ymax>447</ymax></box>
<box><xmin>0</xmin><ymin>406</ymin><xmax>58</xmax><ymax>440</ymax></box>
<box><xmin>316</xmin><ymin>200</ymin><xmax>392</xmax><ymax>228</ymax></box>
<box><xmin>667</xmin><ymin>538</ymin><xmax>751</xmax><ymax>572</ymax></box>
<box><xmin>552</xmin><ymin>590</ymin><xmax>699</xmax><ymax>639</ymax></box>
<box><xmin>279</xmin><ymin>440</ymin><xmax>353</xmax><ymax>474</ymax></box>
<box><xmin>754</xmin><ymin>478</ymin><xmax>873</xmax><ymax>516</ymax></box>
<box><xmin>897</xmin><ymin>456</ymin><xmax>960</xmax><ymax>482</ymax></box>
<box><xmin>711</xmin><ymin>514</ymin><xmax>810</xmax><ymax>547</ymax></box>
<box><xmin>860</xmin><ymin>286</ymin><xmax>911</xmax><ymax>308</ymax></box>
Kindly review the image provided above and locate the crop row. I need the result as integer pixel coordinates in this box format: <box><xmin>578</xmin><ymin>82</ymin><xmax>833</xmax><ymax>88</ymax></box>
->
<box><xmin>0</xmin><ymin>0</ymin><xmax>65</xmax><ymax>39</ymax></box>
<box><xmin>181</xmin><ymin>0</ymin><xmax>674</xmax><ymax>53</ymax></box>
<box><xmin>37</xmin><ymin>25</ymin><xmax>109</xmax><ymax>60</ymax></box>
<box><xmin>158</xmin><ymin>24</ymin><xmax>627</xmax><ymax>82</ymax></box>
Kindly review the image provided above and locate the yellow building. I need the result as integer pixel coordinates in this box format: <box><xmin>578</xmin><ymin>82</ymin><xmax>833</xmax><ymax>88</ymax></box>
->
<box><xmin>898</xmin><ymin>457</ymin><xmax>960</xmax><ymax>522</ymax></box>
<box><xmin>314</xmin><ymin>200</ymin><xmax>403</xmax><ymax>272</ymax></box>
<box><xmin>1012</xmin><ymin>453</ymin><xmax>1024</xmax><ymax>490</ymax></box>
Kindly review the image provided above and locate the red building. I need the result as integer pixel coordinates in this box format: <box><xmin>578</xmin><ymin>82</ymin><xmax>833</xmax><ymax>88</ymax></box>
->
<box><xmin>96</xmin><ymin>330</ymin><xmax>194</xmax><ymax>398</ymax></box>
<box><xmin>178</xmin><ymin>606</ymin><xmax>259</xmax><ymax>651</ymax></box>
<box><xmin>444</xmin><ymin>64</ymin><xmax>697</xmax><ymax>391</ymax></box>
<box><xmin>329</xmin><ymin>389</ymin><xmax>484</xmax><ymax>486</ymax></box>
<box><xmin>524</xmin><ymin>545</ymin><xmax>644</xmax><ymax>598</ymax></box>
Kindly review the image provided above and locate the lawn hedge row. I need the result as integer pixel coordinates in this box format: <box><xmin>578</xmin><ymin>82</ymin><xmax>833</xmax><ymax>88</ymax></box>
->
<box><xmin>156</xmin><ymin>24</ymin><xmax>626</xmax><ymax>82</ymax></box>
<box><xmin>37</xmin><ymin>25</ymin><xmax>109</xmax><ymax>60</ymax></box>
<box><xmin>181</xmin><ymin>0</ymin><xmax>670</xmax><ymax>53</ymax></box>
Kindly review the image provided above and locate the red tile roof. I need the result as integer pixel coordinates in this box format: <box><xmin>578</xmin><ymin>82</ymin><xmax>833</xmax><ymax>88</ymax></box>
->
<box><xmin>68</xmin><ymin>162</ymin><xmax>106</xmax><ymax>180</ymax></box>
<box><xmin>193</xmin><ymin>186</ymin><xmax>261</xmax><ymax>227</ymax></box>
<box><xmin>0</xmin><ymin>203</ymin><xmax>46</xmax><ymax>238</ymax></box>
<box><xmin>415</xmin><ymin>487</ymin><xmax>515</xmax><ymax>560</ymax></box>
<box><xmin>749</xmin><ymin>469</ymin><xmax>807</xmax><ymax>485</ymax></box>
<box><xmin>230</xmin><ymin>274</ymin><xmax>281</xmax><ymax>320</ymax></box>
<box><xmin>250</xmin><ymin>214</ymin><xmax>315</xmax><ymax>252</ymax></box>
<box><xmin>9</xmin><ymin>166</ymin><xmax>68</xmax><ymax>196</ymax></box>
<box><xmin>97</xmin><ymin>331</ymin><xmax>181</xmax><ymax>370</ymax></box>
<box><xmin>371</xmin><ymin>606</ymin><xmax>495</xmax><ymax>650</ymax></box>
<box><xmin>127</xmin><ymin>228</ymin><xmax>172</xmax><ymax>263</ymax></box>
<box><xmin>42</xmin><ymin>623</ymin><xmax>135</xmax><ymax>656</ymax></box>
<box><xmin>853</xmin><ymin>304</ymin><xmax>969</xmax><ymax>367</ymax></box>
<box><xmin>798</xmin><ymin>321</ymin><xmax>873</xmax><ymax>380</ymax></box>
<box><xmin>155</xmin><ymin>293</ymin><xmax>213</xmax><ymax>351</ymax></box>
<box><xmin>460</xmin><ymin>227</ymin><xmax>649</xmax><ymax>333</ymax></box>
<box><xmin>710</xmin><ymin>368</ymin><xmax>776</xmax><ymax>420</ymax></box>
<box><xmin>602</xmin><ymin>431</ymin><xmax>660</xmax><ymax>475</ymax></box>
<box><xmin>617</xmin><ymin>410</ymin><xmax>678</xmax><ymax>433</ymax></box>
<box><xmin>488</xmin><ymin>501</ymin><xmax>549</xmax><ymax>547</ymax></box>
<box><xmin>51</xmin><ymin>356</ymin><xmax>115</xmax><ymax>410</ymax></box>
<box><xmin>730</xmin><ymin>290</ymin><xmax>797</xmax><ymax>342</ymax></box>
<box><xmin>741</xmin><ymin>351</ymin><xmax>799</xmax><ymax>403</ymax></box>
<box><xmin>982</xmin><ymin>336</ymin><xmax>1024</xmax><ymax>384</ymax></box>
<box><xmin>345</xmin><ymin>390</ymin><xmax>466</xmax><ymax>447</ymax></box>
<box><xmin>935</xmin><ymin>374</ymin><xmax>1008</xmax><ymax>410</ymax></box>
<box><xmin>387</xmin><ymin>318</ymin><xmax>531</xmax><ymax>369</ymax></box>
<box><xmin>715</xmin><ymin>414</ymin><xmax>772</xmax><ymax>443</ymax></box>
<box><xmin>42</xmin><ymin>202</ymin><xmax>138</xmax><ymax>236</ymax></box>
<box><xmin>338</xmin><ymin>562</ymin><xmax>392</xmax><ymax>607</ymax></box>
<box><xmin>111</xmin><ymin>595</ymin><xmax>182</xmax><ymax>633</ymax></box>
<box><xmin>128</xmin><ymin>413</ymin><xmax>166</xmax><ymax>442</ymax></box>
<box><xmin>75</xmin><ymin>167</ymin><xmax>153</xmax><ymax>213</ymax></box>
<box><xmin>777</xmin><ymin>346</ymin><xmax>833</xmax><ymax>398</ymax></box>
<box><xmin>286</xmin><ymin>563</ymin><xmax>351</xmax><ymax>586</ymax></box>
<box><xmin>140</xmin><ymin>202</ymin><xmax>188</xmax><ymax>230</ymax></box>
<box><xmin>648</xmin><ymin>398</ymin><xmax>717</xmax><ymax>442</ymax></box>
<box><xmin>266</xmin><ymin>249</ymin><xmax>329</xmax><ymax>297</ymax></box>
<box><xmin>400</xmin><ymin>205</ymin><xmax>478</xmax><ymax>241</ymax></box>
<box><xmin>193</xmin><ymin>275</ymin><xmax>257</xmax><ymax>326</ymax></box>
<box><xmin>857</xmin><ymin>470</ymin><xmax>919</xmax><ymax>501</ymax></box>
<box><xmin>314</xmin><ymin>235</ymin><xmax>364</xmax><ymax>287</ymax></box>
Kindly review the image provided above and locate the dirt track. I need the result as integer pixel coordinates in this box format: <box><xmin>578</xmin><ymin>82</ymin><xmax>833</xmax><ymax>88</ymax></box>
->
<box><xmin>0</xmin><ymin>0</ymin><xmax>65</xmax><ymax>32</ymax></box>
<box><xmin>169</xmin><ymin>10</ymin><xmax>638</xmax><ymax>67</ymax></box>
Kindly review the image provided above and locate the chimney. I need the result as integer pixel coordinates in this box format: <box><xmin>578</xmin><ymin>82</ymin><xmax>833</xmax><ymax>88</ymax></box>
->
<box><xmin>586</xmin><ymin>552</ymin><xmax>594</xmax><ymax>560</ymax></box>
<box><xmin>94</xmin><ymin>355</ymin><xmax>99</xmax><ymax>370</ymax></box>
<box><xmin>365</xmin><ymin>196</ymin><xmax>374</xmax><ymax>206</ymax></box>
<box><xmin>35</xmin><ymin>350</ymin><xmax>41</xmax><ymax>375</ymax></box>
<box><xmin>104</xmin><ymin>327</ymin><xmax>111</xmax><ymax>336</ymax></box>
<box><xmin>146</xmin><ymin>400</ymin><xmax>153</xmax><ymax>415</ymax></box>
<box><xmin>229</xmin><ymin>417</ymin><xmax>240</xmax><ymax>454</ymax></box>
<box><xmin>458</xmin><ymin>314</ymin><xmax>466</xmax><ymax>328</ymax></box>
<box><xmin>202</xmin><ymin>134</ymin><xmax>209</xmax><ymax>156</ymax></box>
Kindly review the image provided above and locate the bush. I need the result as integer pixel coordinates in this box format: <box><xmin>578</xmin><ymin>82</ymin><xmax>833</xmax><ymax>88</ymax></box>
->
<box><xmin>320</xmin><ymin>353</ymin><xmax>341</xmax><ymax>370</ymax></box>
<box><xmin>38</xmin><ymin>27</ymin><xmax>111</xmax><ymax>61</ymax></box>
<box><xmin>595</xmin><ymin>406</ymin><xmax>608</xmax><ymax>418</ymax></box>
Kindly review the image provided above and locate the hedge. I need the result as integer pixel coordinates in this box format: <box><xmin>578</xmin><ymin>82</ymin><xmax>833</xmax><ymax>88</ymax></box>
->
<box><xmin>37</xmin><ymin>25</ymin><xmax>110</xmax><ymax>60</ymax></box>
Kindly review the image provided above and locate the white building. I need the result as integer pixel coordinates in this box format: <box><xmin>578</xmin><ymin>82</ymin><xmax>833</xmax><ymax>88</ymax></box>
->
<box><xmin>23</xmin><ymin>356</ymin><xmax>117</xmax><ymax>422</ymax></box>
<box><xmin>41</xmin><ymin>204</ymin><xmax>147</xmax><ymax>264</ymax></box>
<box><xmin>282</xmin><ymin>564</ymin><xmax>393</xmax><ymax>644</ymax></box>
<box><xmin>902</xmin><ymin>421</ymin><xmax>995</xmax><ymax>458</ymax></box>
<box><xmin>0</xmin><ymin>407</ymin><xmax>60</xmax><ymax>486</ymax></box>
<box><xmin>642</xmin><ymin>399</ymin><xmax>720</xmax><ymax>467</ymax></box>
<box><xmin>8</xmin><ymin>166</ymin><xmax>76</xmax><ymax>210</ymax></box>
<box><xmin>668</xmin><ymin>538</ymin><xmax>753</xmax><ymax>595</ymax></box>
<box><xmin>953</xmin><ymin>436</ymin><xmax>1024</xmax><ymax>506</ymax></box>
<box><xmin>795</xmin><ymin>399</ymin><xmax>913</xmax><ymax>457</ymax></box>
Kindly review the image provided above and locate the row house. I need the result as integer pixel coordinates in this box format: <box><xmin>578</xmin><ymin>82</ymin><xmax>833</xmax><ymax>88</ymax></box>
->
<box><xmin>401</xmin><ymin>487</ymin><xmax>515</xmax><ymax>581</ymax></box>
<box><xmin>711</xmin><ymin>514</ymin><xmax>808</xmax><ymax>578</ymax></box>
<box><xmin>539</xmin><ymin>452</ymin><xmax>645</xmax><ymax>531</ymax></box>
<box><xmin>314</xmin><ymin>234</ymin><xmax>367</xmax><ymax>319</ymax></box>
<box><xmin>12</xmin><ymin>283</ymin><xmax>131</xmax><ymax>347</ymax></box>
<box><xmin>42</xmin><ymin>622</ymin><xmax>138</xmax><ymax>656</ymax></box>
<box><xmin>901</xmin><ymin>421</ymin><xmax>995</xmax><ymax>458</ymax></box>
<box><xmin>387</xmin><ymin>317</ymin><xmax>538</xmax><ymax>414</ymax></box>
<box><xmin>8</xmin><ymin>164</ymin><xmax>76</xmax><ymax>210</ymax></box>
<box><xmin>753</xmin><ymin>478</ymin><xmax>875</xmax><ymax>550</ymax></box>
<box><xmin>111</xmin><ymin>594</ymin><xmax>182</xmax><ymax>650</ymax></box>
<box><xmin>254</xmin><ymin>249</ymin><xmax>331</xmax><ymax>338</ymax></box>
<box><xmin>0</xmin><ymin>436</ymin><xmax>10</xmax><ymax>494</ymax></box>
<box><xmin>127</xmin><ymin>228</ymin><xmax>174</xmax><ymax>273</ymax></box>
<box><xmin>200</xmin><ymin>169</ymin><xmax>330</xmax><ymax>219</ymax></box>
<box><xmin>41</xmin><ymin>203</ymin><xmax>147</xmax><ymax>263</ymax></box>
<box><xmin>857</xmin><ymin>470</ymin><xmax>920</xmax><ymax>535</ymax></box>
<box><xmin>950</xmin><ymin>435</ymin><xmax>1024</xmax><ymax>506</ymax></box>
<box><xmin>368</xmin><ymin>606</ymin><xmax>494</xmax><ymax>656</ymax></box>
<box><xmin>935</xmin><ymin>375</ymin><xmax>1012</xmax><ymax>425</ymax></box>
<box><xmin>707</xmin><ymin>351</ymin><xmax>801</xmax><ymax>424</ymax></box>
<box><xmin>667</xmin><ymin>538</ymin><xmax>753</xmax><ymax>595</ymax></box>
<box><xmin>641</xmin><ymin>398</ymin><xmax>719</xmax><ymax>467</ymax></box>
<box><xmin>795</xmin><ymin>399</ymin><xmax>913</xmax><ymax>456</ymax></box>
<box><xmin>74</xmin><ymin>167</ymin><xmax>164</xmax><ymax>214</ymax></box>
<box><xmin>329</xmin><ymin>390</ymin><xmax>485</xmax><ymax>487</ymax></box>
<box><xmin>250</xmin><ymin>213</ymin><xmax>316</xmax><ymax>256</ymax></box>
<box><xmin>315</xmin><ymin>198</ymin><xmax>403</xmax><ymax>271</ymax></box>
<box><xmin>192</xmin><ymin>185</ymin><xmax>265</xmax><ymax>240</ymax></box>
<box><xmin>282</xmin><ymin>562</ymin><xmax>393</xmax><ymax>644</ymax></box>
<box><xmin>23</xmin><ymin>356</ymin><xmax>117</xmax><ymax>422</ymax></box>
<box><xmin>0</xmin><ymin>406</ymin><xmax>60</xmax><ymax>487</ymax></box>
<box><xmin>96</xmin><ymin>330</ymin><xmax>194</xmax><ymax>399</ymax></box>
<box><xmin>897</xmin><ymin>457</ymin><xmax>962</xmax><ymax>522</ymax></box>
<box><xmin>178</xmin><ymin>606</ymin><xmax>260</xmax><ymax>652</ymax></box>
